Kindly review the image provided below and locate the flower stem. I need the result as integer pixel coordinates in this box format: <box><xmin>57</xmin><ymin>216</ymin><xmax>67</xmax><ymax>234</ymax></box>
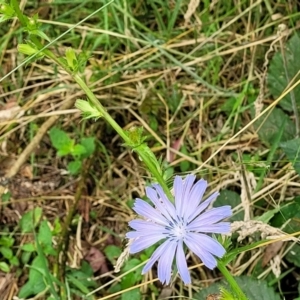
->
<box><xmin>73</xmin><ymin>74</ymin><xmax>173</xmax><ymax>199</ymax></box>
<box><xmin>217</xmin><ymin>260</ymin><xmax>248</xmax><ymax>300</ymax></box>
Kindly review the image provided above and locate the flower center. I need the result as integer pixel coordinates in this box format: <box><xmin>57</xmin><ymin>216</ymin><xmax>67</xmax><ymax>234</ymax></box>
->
<box><xmin>173</xmin><ymin>224</ymin><xmax>186</xmax><ymax>238</ymax></box>
<box><xmin>166</xmin><ymin>220</ymin><xmax>187</xmax><ymax>240</ymax></box>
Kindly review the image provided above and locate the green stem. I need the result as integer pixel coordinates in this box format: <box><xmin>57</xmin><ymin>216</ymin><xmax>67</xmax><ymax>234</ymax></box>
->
<box><xmin>11</xmin><ymin>0</ymin><xmax>26</xmax><ymax>26</ymax></box>
<box><xmin>73</xmin><ymin>74</ymin><xmax>173</xmax><ymax>199</ymax></box>
<box><xmin>74</xmin><ymin>74</ymin><xmax>131</xmax><ymax>144</ymax></box>
<box><xmin>217</xmin><ymin>260</ymin><xmax>248</xmax><ymax>300</ymax></box>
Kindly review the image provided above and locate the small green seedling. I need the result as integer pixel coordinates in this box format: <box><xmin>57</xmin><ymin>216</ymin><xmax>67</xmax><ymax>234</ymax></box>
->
<box><xmin>49</xmin><ymin>127</ymin><xmax>95</xmax><ymax>175</ymax></box>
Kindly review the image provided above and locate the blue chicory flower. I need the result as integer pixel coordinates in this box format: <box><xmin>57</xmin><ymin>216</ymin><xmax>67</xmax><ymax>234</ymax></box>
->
<box><xmin>126</xmin><ymin>174</ymin><xmax>232</xmax><ymax>285</ymax></box>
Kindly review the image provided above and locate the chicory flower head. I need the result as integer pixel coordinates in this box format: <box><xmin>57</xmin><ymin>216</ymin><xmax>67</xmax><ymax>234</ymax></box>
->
<box><xmin>126</xmin><ymin>174</ymin><xmax>232</xmax><ymax>285</ymax></box>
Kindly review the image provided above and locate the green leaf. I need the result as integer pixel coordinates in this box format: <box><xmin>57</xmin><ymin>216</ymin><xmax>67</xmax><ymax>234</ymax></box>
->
<box><xmin>75</xmin><ymin>99</ymin><xmax>103</xmax><ymax>120</ymax></box>
<box><xmin>65</xmin><ymin>48</ymin><xmax>77</xmax><ymax>70</ymax></box>
<box><xmin>194</xmin><ymin>276</ymin><xmax>281</xmax><ymax>300</ymax></box>
<box><xmin>18</xmin><ymin>255</ymin><xmax>47</xmax><ymax>298</ymax></box>
<box><xmin>1</xmin><ymin>191</ymin><xmax>11</xmax><ymax>202</ymax></box>
<box><xmin>124</xmin><ymin>127</ymin><xmax>147</xmax><ymax>148</ymax></box>
<box><xmin>67</xmin><ymin>262</ymin><xmax>96</xmax><ymax>290</ymax></box>
<box><xmin>67</xmin><ymin>160</ymin><xmax>82</xmax><ymax>175</ymax></box>
<box><xmin>179</xmin><ymin>145</ymin><xmax>191</xmax><ymax>172</ymax></box>
<box><xmin>0</xmin><ymin>262</ymin><xmax>10</xmax><ymax>273</ymax></box>
<box><xmin>21</xmin><ymin>243</ymin><xmax>36</xmax><ymax>252</ymax></box>
<box><xmin>80</xmin><ymin>137</ymin><xmax>95</xmax><ymax>158</ymax></box>
<box><xmin>121</xmin><ymin>289</ymin><xmax>141</xmax><ymax>300</ymax></box>
<box><xmin>0</xmin><ymin>3</ymin><xmax>15</xmax><ymax>20</ymax></box>
<box><xmin>254</xmin><ymin>207</ymin><xmax>280</xmax><ymax>223</ymax></box>
<box><xmin>49</xmin><ymin>127</ymin><xmax>73</xmax><ymax>156</ymax></box>
<box><xmin>17</xmin><ymin>43</ymin><xmax>45</xmax><ymax>59</ymax></box>
<box><xmin>19</xmin><ymin>207</ymin><xmax>42</xmax><ymax>233</ymax></box>
<box><xmin>52</xmin><ymin>217</ymin><xmax>62</xmax><ymax>235</ymax></box>
<box><xmin>0</xmin><ymin>246</ymin><xmax>13</xmax><ymax>259</ymax></box>
<box><xmin>38</xmin><ymin>221</ymin><xmax>52</xmax><ymax>249</ymax></box>
<box><xmin>0</xmin><ymin>236</ymin><xmax>14</xmax><ymax>247</ymax></box>
<box><xmin>267</xmin><ymin>33</ymin><xmax>300</xmax><ymax>112</ymax></box>
<box><xmin>280</xmin><ymin>138</ymin><xmax>300</xmax><ymax>175</ymax></box>
<box><xmin>10</xmin><ymin>256</ymin><xmax>19</xmax><ymax>266</ymax></box>
<box><xmin>286</xmin><ymin>244</ymin><xmax>300</xmax><ymax>267</ymax></box>
<box><xmin>214</xmin><ymin>190</ymin><xmax>244</xmax><ymax>221</ymax></box>
<box><xmin>253</xmin><ymin>107</ymin><xmax>295</xmax><ymax>145</ymax></box>
<box><xmin>121</xmin><ymin>259</ymin><xmax>143</xmax><ymax>289</ymax></box>
<box><xmin>66</xmin><ymin>274</ymin><xmax>90</xmax><ymax>294</ymax></box>
<box><xmin>21</xmin><ymin>251</ymin><xmax>32</xmax><ymax>264</ymax></box>
<box><xmin>71</xmin><ymin>144</ymin><xmax>86</xmax><ymax>156</ymax></box>
<box><xmin>29</xmin><ymin>29</ymin><xmax>51</xmax><ymax>42</ymax></box>
<box><xmin>104</xmin><ymin>245</ymin><xmax>122</xmax><ymax>265</ymax></box>
<box><xmin>271</xmin><ymin>197</ymin><xmax>300</xmax><ymax>233</ymax></box>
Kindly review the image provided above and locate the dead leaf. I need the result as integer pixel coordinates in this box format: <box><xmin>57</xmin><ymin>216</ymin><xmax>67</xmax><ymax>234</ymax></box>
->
<box><xmin>0</xmin><ymin>273</ymin><xmax>14</xmax><ymax>300</ymax></box>
<box><xmin>84</xmin><ymin>247</ymin><xmax>108</xmax><ymax>274</ymax></box>
<box><xmin>20</xmin><ymin>165</ymin><xmax>33</xmax><ymax>180</ymax></box>
<box><xmin>262</xmin><ymin>241</ymin><xmax>283</xmax><ymax>267</ymax></box>
<box><xmin>0</xmin><ymin>102</ymin><xmax>24</xmax><ymax>122</ymax></box>
<box><xmin>158</xmin><ymin>286</ymin><xmax>173</xmax><ymax>299</ymax></box>
<box><xmin>168</xmin><ymin>139</ymin><xmax>182</xmax><ymax>163</ymax></box>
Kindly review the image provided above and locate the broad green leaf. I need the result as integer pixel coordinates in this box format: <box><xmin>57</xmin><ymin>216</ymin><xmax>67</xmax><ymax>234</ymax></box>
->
<box><xmin>66</xmin><ymin>274</ymin><xmax>90</xmax><ymax>294</ymax></box>
<box><xmin>267</xmin><ymin>33</ymin><xmax>300</xmax><ymax>112</ymax></box>
<box><xmin>0</xmin><ymin>236</ymin><xmax>14</xmax><ymax>247</ymax></box>
<box><xmin>280</xmin><ymin>138</ymin><xmax>300</xmax><ymax>175</ymax></box>
<box><xmin>19</xmin><ymin>207</ymin><xmax>42</xmax><ymax>233</ymax></box>
<box><xmin>80</xmin><ymin>137</ymin><xmax>95</xmax><ymax>158</ymax></box>
<box><xmin>0</xmin><ymin>246</ymin><xmax>13</xmax><ymax>259</ymax></box>
<box><xmin>121</xmin><ymin>289</ymin><xmax>140</xmax><ymax>300</ymax></box>
<box><xmin>194</xmin><ymin>276</ymin><xmax>281</xmax><ymax>300</ymax></box>
<box><xmin>253</xmin><ymin>107</ymin><xmax>295</xmax><ymax>145</ymax></box>
<box><xmin>104</xmin><ymin>245</ymin><xmax>122</xmax><ymax>265</ymax></box>
<box><xmin>214</xmin><ymin>190</ymin><xmax>244</xmax><ymax>221</ymax></box>
<box><xmin>21</xmin><ymin>251</ymin><xmax>32</xmax><ymax>264</ymax></box>
<box><xmin>49</xmin><ymin>127</ymin><xmax>73</xmax><ymax>156</ymax></box>
<box><xmin>66</xmin><ymin>262</ymin><xmax>96</xmax><ymax>289</ymax></box>
<box><xmin>286</xmin><ymin>244</ymin><xmax>300</xmax><ymax>267</ymax></box>
<box><xmin>18</xmin><ymin>255</ymin><xmax>47</xmax><ymax>298</ymax></box>
<box><xmin>0</xmin><ymin>262</ymin><xmax>10</xmax><ymax>272</ymax></box>
<box><xmin>271</xmin><ymin>197</ymin><xmax>300</xmax><ymax>233</ymax></box>
<box><xmin>71</xmin><ymin>144</ymin><xmax>86</xmax><ymax>156</ymax></box>
<box><xmin>10</xmin><ymin>256</ymin><xmax>19</xmax><ymax>266</ymax></box>
<box><xmin>21</xmin><ymin>243</ymin><xmax>36</xmax><ymax>252</ymax></box>
<box><xmin>121</xmin><ymin>259</ymin><xmax>143</xmax><ymax>289</ymax></box>
<box><xmin>38</xmin><ymin>221</ymin><xmax>52</xmax><ymax>249</ymax></box>
<box><xmin>67</xmin><ymin>160</ymin><xmax>82</xmax><ymax>175</ymax></box>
